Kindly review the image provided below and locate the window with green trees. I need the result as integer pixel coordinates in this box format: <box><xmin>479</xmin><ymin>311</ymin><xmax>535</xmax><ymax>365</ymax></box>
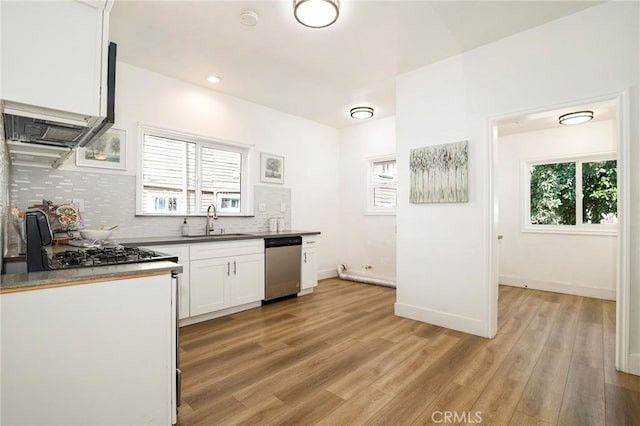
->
<box><xmin>529</xmin><ymin>157</ymin><xmax>617</xmax><ymax>227</ymax></box>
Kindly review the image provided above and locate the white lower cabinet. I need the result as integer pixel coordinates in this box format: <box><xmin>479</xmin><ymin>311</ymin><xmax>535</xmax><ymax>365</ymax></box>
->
<box><xmin>301</xmin><ymin>236</ymin><xmax>319</xmax><ymax>291</ymax></box>
<box><xmin>145</xmin><ymin>240</ymin><xmax>264</xmax><ymax>322</ymax></box>
<box><xmin>143</xmin><ymin>244</ymin><xmax>190</xmax><ymax>319</ymax></box>
<box><xmin>1</xmin><ymin>274</ymin><xmax>176</xmax><ymax>425</ymax></box>
<box><xmin>190</xmin><ymin>257</ymin><xmax>228</xmax><ymax>315</ymax></box>
<box><xmin>189</xmin><ymin>240</ymin><xmax>265</xmax><ymax>318</ymax></box>
<box><xmin>229</xmin><ymin>253</ymin><xmax>265</xmax><ymax>306</ymax></box>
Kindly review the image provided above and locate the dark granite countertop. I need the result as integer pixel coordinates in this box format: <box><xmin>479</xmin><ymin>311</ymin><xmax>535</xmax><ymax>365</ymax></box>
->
<box><xmin>3</xmin><ymin>230</ymin><xmax>320</xmax><ymax>260</ymax></box>
<box><xmin>1</xmin><ymin>230</ymin><xmax>319</xmax><ymax>292</ymax></box>
<box><xmin>116</xmin><ymin>230</ymin><xmax>320</xmax><ymax>247</ymax></box>
<box><xmin>1</xmin><ymin>261</ymin><xmax>183</xmax><ymax>293</ymax></box>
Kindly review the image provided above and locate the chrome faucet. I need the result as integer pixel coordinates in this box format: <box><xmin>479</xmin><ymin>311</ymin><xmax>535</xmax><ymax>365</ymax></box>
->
<box><xmin>205</xmin><ymin>204</ymin><xmax>218</xmax><ymax>235</ymax></box>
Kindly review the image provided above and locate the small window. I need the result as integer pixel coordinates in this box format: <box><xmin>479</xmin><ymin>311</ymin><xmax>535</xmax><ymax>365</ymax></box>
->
<box><xmin>137</xmin><ymin>125</ymin><xmax>251</xmax><ymax>216</ymax></box>
<box><xmin>525</xmin><ymin>154</ymin><xmax>617</xmax><ymax>234</ymax></box>
<box><xmin>367</xmin><ymin>155</ymin><xmax>396</xmax><ymax>215</ymax></box>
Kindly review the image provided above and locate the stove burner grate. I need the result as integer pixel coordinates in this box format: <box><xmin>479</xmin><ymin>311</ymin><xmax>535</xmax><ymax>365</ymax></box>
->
<box><xmin>53</xmin><ymin>246</ymin><xmax>162</xmax><ymax>268</ymax></box>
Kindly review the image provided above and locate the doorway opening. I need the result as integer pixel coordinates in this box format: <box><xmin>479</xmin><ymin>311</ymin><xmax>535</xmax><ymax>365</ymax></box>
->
<box><xmin>488</xmin><ymin>91</ymin><xmax>631</xmax><ymax>373</ymax></box>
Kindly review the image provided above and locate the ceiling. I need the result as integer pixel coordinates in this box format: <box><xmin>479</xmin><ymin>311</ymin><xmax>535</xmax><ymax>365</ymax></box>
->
<box><xmin>110</xmin><ymin>1</ymin><xmax>601</xmax><ymax>129</ymax></box>
<box><xmin>497</xmin><ymin>100</ymin><xmax>616</xmax><ymax>136</ymax></box>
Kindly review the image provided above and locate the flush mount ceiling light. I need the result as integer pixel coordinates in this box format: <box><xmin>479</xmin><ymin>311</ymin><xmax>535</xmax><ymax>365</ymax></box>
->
<box><xmin>558</xmin><ymin>110</ymin><xmax>594</xmax><ymax>125</ymax></box>
<box><xmin>350</xmin><ymin>106</ymin><xmax>374</xmax><ymax>120</ymax></box>
<box><xmin>293</xmin><ymin>0</ymin><xmax>340</xmax><ymax>28</ymax></box>
<box><xmin>207</xmin><ymin>75</ymin><xmax>221</xmax><ymax>84</ymax></box>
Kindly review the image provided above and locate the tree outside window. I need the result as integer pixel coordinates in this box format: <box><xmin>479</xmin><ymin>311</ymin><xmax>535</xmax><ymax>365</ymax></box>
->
<box><xmin>529</xmin><ymin>157</ymin><xmax>617</xmax><ymax>227</ymax></box>
<box><xmin>530</xmin><ymin>162</ymin><xmax>576</xmax><ymax>225</ymax></box>
<box><xmin>582</xmin><ymin>160</ymin><xmax>617</xmax><ymax>224</ymax></box>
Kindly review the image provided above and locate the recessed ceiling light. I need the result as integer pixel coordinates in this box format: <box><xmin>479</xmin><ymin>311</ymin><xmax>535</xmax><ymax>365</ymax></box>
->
<box><xmin>350</xmin><ymin>106</ymin><xmax>374</xmax><ymax>120</ymax></box>
<box><xmin>240</xmin><ymin>10</ymin><xmax>259</xmax><ymax>27</ymax></box>
<box><xmin>559</xmin><ymin>110</ymin><xmax>593</xmax><ymax>125</ymax></box>
<box><xmin>207</xmin><ymin>75</ymin><xmax>221</xmax><ymax>84</ymax></box>
<box><xmin>293</xmin><ymin>0</ymin><xmax>340</xmax><ymax>28</ymax></box>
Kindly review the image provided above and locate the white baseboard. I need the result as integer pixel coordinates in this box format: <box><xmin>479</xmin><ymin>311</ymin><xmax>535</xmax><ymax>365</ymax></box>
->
<box><xmin>179</xmin><ymin>301</ymin><xmax>262</xmax><ymax>327</ymax></box>
<box><xmin>318</xmin><ymin>268</ymin><xmax>337</xmax><ymax>280</ymax></box>
<box><xmin>394</xmin><ymin>302</ymin><xmax>489</xmax><ymax>338</ymax></box>
<box><xmin>628</xmin><ymin>353</ymin><xmax>640</xmax><ymax>376</ymax></box>
<box><xmin>297</xmin><ymin>288</ymin><xmax>314</xmax><ymax>297</ymax></box>
<box><xmin>499</xmin><ymin>275</ymin><xmax>615</xmax><ymax>301</ymax></box>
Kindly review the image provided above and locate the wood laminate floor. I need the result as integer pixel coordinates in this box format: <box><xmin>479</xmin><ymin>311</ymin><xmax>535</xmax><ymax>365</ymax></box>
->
<box><xmin>177</xmin><ymin>279</ymin><xmax>640</xmax><ymax>425</ymax></box>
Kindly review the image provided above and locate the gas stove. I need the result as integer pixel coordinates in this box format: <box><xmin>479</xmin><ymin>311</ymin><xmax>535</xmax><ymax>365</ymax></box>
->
<box><xmin>25</xmin><ymin>210</ymin><xmax>178</xmax><ymax>272</ymax></box>
<box><xmin>52</xmin><ymin>246</ymin><xmax>176</xmax><ymax>269</ymax></box>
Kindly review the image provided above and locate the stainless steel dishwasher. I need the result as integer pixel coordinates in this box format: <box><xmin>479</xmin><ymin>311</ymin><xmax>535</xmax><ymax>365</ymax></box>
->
<box><xmin>264</xmin><ymin>236</ymin><xmax>302</xmax><ymax>301</ymax></box>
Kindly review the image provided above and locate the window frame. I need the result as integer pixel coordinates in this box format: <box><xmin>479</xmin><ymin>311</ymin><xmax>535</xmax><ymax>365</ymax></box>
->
<box><xmin>136</xmin><ymin>123</ymin><xmax>253</xmax><ymax>217</ymax></box>
<box><xmin>366</xmin><ymin>154</ymin><xmax>397</xmax><ymax>216</ymax></box>
<box><xmin>522</xmin><ymin>152</ymin><xmax>617</xmax><ymax>236</ymax></box>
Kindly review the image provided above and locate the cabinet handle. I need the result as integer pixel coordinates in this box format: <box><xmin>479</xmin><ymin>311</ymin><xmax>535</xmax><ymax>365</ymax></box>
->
<box><xmin>227</xmin><ymin>262</ymin><xmax>230</xmax><ymax>276</ymax></box>
<box><xmin>233</xmin><ymin>261</ymin><xmax>237</xmax><ymax>275</ymax></box>
<box><xmin>304</xmin><ymin>252</ymin><xmax>307</xmax><ymax>264</ymax></box>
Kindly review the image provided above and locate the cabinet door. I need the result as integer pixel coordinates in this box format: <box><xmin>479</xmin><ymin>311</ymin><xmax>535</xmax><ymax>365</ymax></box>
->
<box><xmin>0</xmin><ymin>1</ymin><xmax>107</xmax><ymax>116</ymax></box>
<box><xmin>301</xmin><ymin>247</ymin><xmax>318</xmax><ymax>290</ymax></box>
<box><xmin>229</xmin><ymin>253</ymin><xmax>265</xmax><ymax>306</ymax></box>
<box><xmin>190</xmin><ymin>258</ymin><xmax>229</xmax><ymax>316</ymax></box>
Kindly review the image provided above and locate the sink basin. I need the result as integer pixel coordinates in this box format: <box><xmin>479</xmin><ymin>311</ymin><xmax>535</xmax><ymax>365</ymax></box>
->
<box><xmin>185</xmin><ymin>233</ymin><xmax>249</xmax><ymax>238</ymax></box>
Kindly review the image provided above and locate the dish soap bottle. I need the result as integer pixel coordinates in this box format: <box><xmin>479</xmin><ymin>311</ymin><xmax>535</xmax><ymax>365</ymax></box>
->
<box><xmin>181</xmin><ymin>218</ymin><xmax>189</xmax><ymax>236</ymax></box>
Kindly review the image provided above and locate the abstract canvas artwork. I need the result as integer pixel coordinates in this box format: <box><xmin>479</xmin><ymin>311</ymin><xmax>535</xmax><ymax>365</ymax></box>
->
<box><xmin>410</xmin><ymin>140</ymin><xmax>468</xmax><ymax>203</ymax></box>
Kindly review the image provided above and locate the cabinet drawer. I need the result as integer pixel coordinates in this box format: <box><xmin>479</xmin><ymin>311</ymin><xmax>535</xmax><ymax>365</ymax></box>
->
<box><xmin>190</xmin><ymin>239</ymin><xmax>264</xmax><ymax>260</ymax></box>
<box><xmin>302</xmin><ymin>235</ymin><xmax>319</xmax><ymax>247</ymax></box>
<box><xmin>142</xmin><ymin>245</ymin><xmax>190</xmax><ymax>262</ymax></box>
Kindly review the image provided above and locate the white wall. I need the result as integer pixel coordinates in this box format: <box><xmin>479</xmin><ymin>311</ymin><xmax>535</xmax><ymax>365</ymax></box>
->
<box><xmin>57</xmin><ymin>62</ymin><xmax>341</xmax><ymax>277</ymax></box>
<box><xmin>498</xmin><ymin>120</ymin><xmax>617</xmax><ymax>300</ymax></box>
<box><xmin>338</xmin><ymin>116</ymin><xmax>396</xmax><ymax>282</ymax></box>
<box><xmin>395</xmin><ymin>0</ymin><xmax>639</xmax><ymax>368</ymax></box>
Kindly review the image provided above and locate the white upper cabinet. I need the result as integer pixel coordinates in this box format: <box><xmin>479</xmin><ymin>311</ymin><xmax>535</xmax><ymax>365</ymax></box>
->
<box><xmin>0</xmin><ymin>0</ymin><xmax>112</xmax><ymax>117</ymax></box>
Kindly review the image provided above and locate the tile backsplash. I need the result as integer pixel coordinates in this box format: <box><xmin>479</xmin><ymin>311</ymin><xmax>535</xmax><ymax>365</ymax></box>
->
<box><xmin>9</xmin><ymin>166</ymin><xmax>291</xmax><ymax>247</ymax></box>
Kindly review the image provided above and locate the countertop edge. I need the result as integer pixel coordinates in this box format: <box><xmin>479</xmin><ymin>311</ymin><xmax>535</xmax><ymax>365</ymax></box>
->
<box><xmin>117</xmin><ymin>230</ymin><xmax>321</xmax><ymax>247</ymax></box>
<box><xmin>1</xmin><ymin>261</ymin><xmax>183</xmax><ymax>293</ymax></box>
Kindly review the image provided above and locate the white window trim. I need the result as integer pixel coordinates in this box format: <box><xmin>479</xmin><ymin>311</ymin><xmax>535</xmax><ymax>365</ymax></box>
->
<box><xmin>136</xmin><ymin>123</ymin><xmax>253</xmax><ymax>216</ymax></box>
<box><xmin>366</xmin><ymin>154</ymin><xmax>396</xmax><ymax>216</ymax></box>
<box><xmin>521</xmin><ymin>151</ymin><xmax>617</xmax><ymax>236</ymax></box>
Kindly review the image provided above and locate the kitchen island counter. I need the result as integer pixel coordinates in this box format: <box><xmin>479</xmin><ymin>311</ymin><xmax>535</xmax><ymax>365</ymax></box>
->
<box><xmin>1</xmin><ymin>264</ymin><xmax>179</xmax><ymax>425</ymax></box>
<box><xmin>0</xmin><ymin>261</ymin><xmax>182</xmax><ymax>293</ymax></box>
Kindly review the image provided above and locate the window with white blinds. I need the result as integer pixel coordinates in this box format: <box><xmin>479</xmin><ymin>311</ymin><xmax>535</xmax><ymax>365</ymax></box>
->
<box><xmin>137</xmin><ymin>125</ymin><xmax>250</xmax><ymax>216</ymax></box>
<box><xmin>367</xmin><ymin>155</ymin><xmax>397</xmax><ymax>214</ymax></box>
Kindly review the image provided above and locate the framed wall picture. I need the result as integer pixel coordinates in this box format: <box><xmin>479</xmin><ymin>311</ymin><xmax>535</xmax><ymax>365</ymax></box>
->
<box><xmin>410</xmin><ymin>140</ymin><xmax>468</xmax><ymax>203</ymax></box>
<box><xmin>260</xmin><ymin>152</ymin><xmax>284</xmax><ymax>184</ymax></box>
<box><xmin>76</xmin><ymin>128</ymin><xmax>126</xmax><ymax>170</ymax></box>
